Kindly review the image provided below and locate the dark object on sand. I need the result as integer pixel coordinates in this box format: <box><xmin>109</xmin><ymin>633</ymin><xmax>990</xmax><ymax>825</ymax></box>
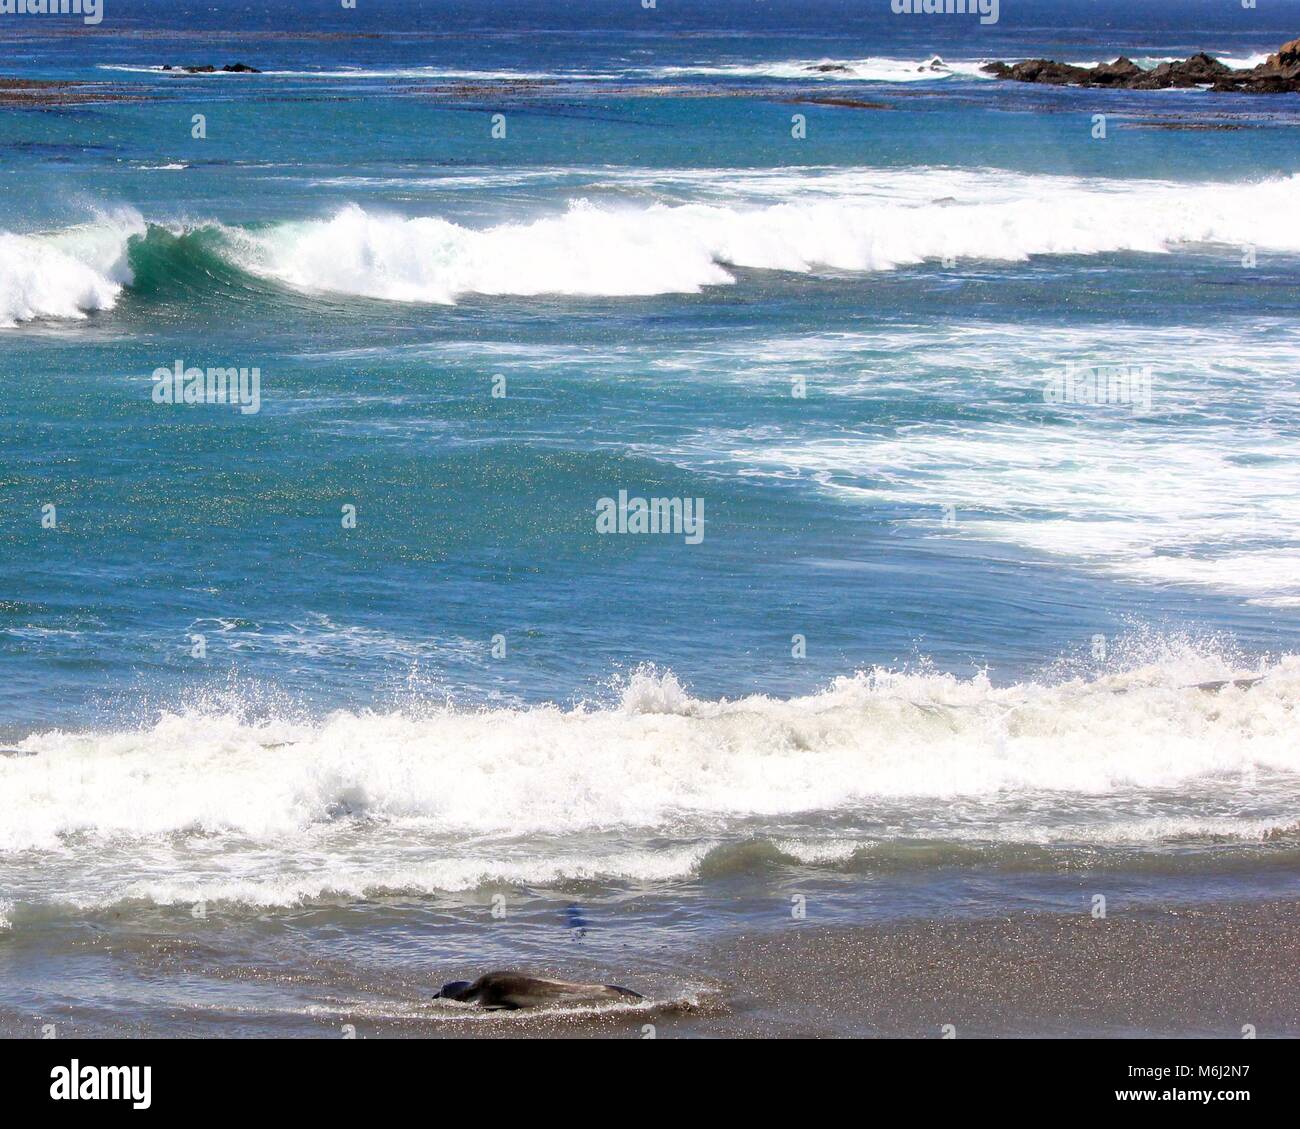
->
<box><xmin>981</xmin><ymin>37</ymin><xmax>1300</xmax><ymax>92</ymax></box>
<box><xmin>433</xmin><ymin>971</ymin><xmax>644</xmax><ymax>1010</ymax></box>
<box><xmin>162</xmin><ymin>63</ymin><xmax>262</xmax><ymax>74</ymax></box>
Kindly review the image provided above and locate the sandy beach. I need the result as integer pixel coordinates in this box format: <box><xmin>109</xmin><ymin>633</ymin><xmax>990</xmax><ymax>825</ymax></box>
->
<box><xmin>290</xmin><ymin>898</ymin><xmax>1300</xmax><ymax>1039</ymax></box>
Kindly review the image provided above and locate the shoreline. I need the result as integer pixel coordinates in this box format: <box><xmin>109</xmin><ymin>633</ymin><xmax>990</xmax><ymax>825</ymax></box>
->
<box><xmin>6</xmin><ymin>896</ymin><xmax>1296</xmax><ymax>1038</ymax></box>
<box><xmin>414</xmin><ymin>897</ymin><xmax>1300</xmax><ymax>1039</ymax></box>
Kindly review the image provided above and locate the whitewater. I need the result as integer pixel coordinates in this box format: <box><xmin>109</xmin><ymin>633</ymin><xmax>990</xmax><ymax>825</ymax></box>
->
<box><xmin>3</xmin><ymin>169</ymin><xmax>1299</xmax><ymax>322</ymax></box>
<box><xmin>2</xmin><ymin>653</ymin><xmax>1298</xmax><ymax>921</ymax></box>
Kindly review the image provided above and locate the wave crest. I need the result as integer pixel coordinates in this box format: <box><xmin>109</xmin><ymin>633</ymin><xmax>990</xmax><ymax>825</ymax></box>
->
<box><xmin>6</xmin><ymin>172</ymin><xmax>1299</xmax><ymax>318</ymax></box>
<box><xmin>0</xmin><ymin>210</ymin><xmax>141</xmax><ymax>327</ymax></box>
<box><xmin>5</xmin><ymin>657</ymin><xmax>1299</xmax><ymax>853</ymax></box>
<box><xmin>227</xmin><ymin>172</ymin><xmax>1300</xmax><ymax>304</ymax></box>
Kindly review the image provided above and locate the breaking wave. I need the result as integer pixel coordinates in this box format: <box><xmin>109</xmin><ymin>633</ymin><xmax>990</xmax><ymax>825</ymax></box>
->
<box><xmin>225</xmin><ymin>172</ymin><xmax>1300</xmax><ymax>303</ymax></box>
<box><xmin>2</xmin><ymin>653</ymin><xmax>1299</xmax><ymax>916</ymax></box>
<box><xmin>4</xmin><ymin>170</ymin><xmax>1299</xmax><ymax>320</ymax></box>
<box><xmin>0</xmin><ymin>209</ymin><xmax>142</xmax><ymax>327</ymax></box>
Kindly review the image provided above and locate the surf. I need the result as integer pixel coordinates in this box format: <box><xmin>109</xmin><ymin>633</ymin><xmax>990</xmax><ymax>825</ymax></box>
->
<box><xmin>222</xmin><ymin>173</ymin><xmax>1300</xmax><ymax>304</ymax></box>
<box><xmin>0</xmin><ymin>210</ymin><xmax>141</xmax><ymax>327</ymax></box>
<box><xmin>4</xmin><ymin>656</ymin><xmax>1299</xmax><ymax>849</ymax></box>
<box><xmin>4</xmin><ymin>170</ymin><xmax>1299</xmax><ymax>323</ymax></box>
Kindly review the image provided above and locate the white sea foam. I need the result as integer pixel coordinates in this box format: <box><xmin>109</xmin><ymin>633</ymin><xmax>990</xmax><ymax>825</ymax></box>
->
<box><xmin>1215</xmin><ymin>52</ymin><xmax>1273</xmax><ymax>70</ymax></box>
<box><xmin>8</xmin><ymin>170</ymin><xmax>1300</xmax><ymax>317</ymax></box>
<box><xmin>646</xmin><ymin>56</ymin><xmax>993</xmax><ymax>82</ymax></box>
<box><xmin>588</xmin><ymin>316</ymin><xmax>1300</xmax><ymax>604</ymax></box>
<box><xmin>108</xmin><ymin>845</ymin><xmax>716</xmax><ymax>910</ymax></box>
<box><xmin>704</xmin><ymin>412</ymin><xmax>1300</xmax><ymax>604</ymax></box>
<box><xmin>95</xmin><ymin>57</ymin><xmax>987</xmax><ymax>83</ymax></box>
<box><xmin>224</xmin><ymin>171</ymin><xmax>1300</xmax><ymax>304</ymax></box>
<box><xmin>0</xmin><ymin>210</ymin><xmax>142</xmax><ymax>327</ymax></box>
<box><xmin>2</xmin><ymin>659</ymin><xmax>1298</xmax><ymax>916</ymax></box>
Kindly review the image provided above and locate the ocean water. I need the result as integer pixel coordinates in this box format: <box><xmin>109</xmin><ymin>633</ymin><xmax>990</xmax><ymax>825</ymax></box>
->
<box><xmin>2</xmin><ymin>0</ymin><xmax>1300</xmax><ymax>1034</ymax></box>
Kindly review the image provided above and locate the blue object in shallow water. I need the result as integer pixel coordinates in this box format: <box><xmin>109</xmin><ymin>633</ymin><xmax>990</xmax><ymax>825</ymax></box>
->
<box><xmin>566</xmin><ymin>904</ymin><xmax>590</xmax><ymax>938</ymax></box>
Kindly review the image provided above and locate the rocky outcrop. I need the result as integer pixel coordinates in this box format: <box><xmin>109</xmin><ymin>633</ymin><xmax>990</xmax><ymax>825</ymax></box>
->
<box><xmin>981</xmin><ymin>59</ymin><xmax>1089</xmax><ymax>85</ymax></box>
<box><xmin>0</xmin><ymin>76</ymin><xmax>136</xmax><ymax>105</ymax></box>
<box><xmin>1265</xmin><ymin>37</ymin><xmax>1300</xmax><ymax>69</ymax></box>
<box><xmin>162</xmin><ymin>63</ymin><xmax>262</xmax><ymax>74</ymax></box>
<box><xmin>982</xmin><ymin>39</ymin><xmax>1300</xmax><ymax>92</ymax></box>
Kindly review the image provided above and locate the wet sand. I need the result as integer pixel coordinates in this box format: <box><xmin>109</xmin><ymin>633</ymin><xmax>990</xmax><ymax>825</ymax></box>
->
<box><xmin>2</xmin><ymin>898</ymin><xmax>1296</xmax><ymax>1038</ymax></box>
<box><xmin>439</xmin><ymin>898</ymin><xmax>1300</xmax><ymax>1038</ymax></box>
<box><xmin>679</xmin><ymin>898</ymin><xmax>1300</xmax><ymax>1038</ymax></box>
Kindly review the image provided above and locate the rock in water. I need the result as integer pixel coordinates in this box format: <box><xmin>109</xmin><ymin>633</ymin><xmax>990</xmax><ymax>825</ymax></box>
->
<box><xmin>1265</xmin><ymin>37</ymin><xmax>1300</xmax><ymax>70</ymax></box>
<box><xmin>433</xmin><ymin>971</ymin><xmax>644</xmax><ymax>1010</ymax></box>
<box><xmin>1005</xmin><ymin>59</ymin><xmax>1094</xmax><ymax>85</ymax></box>
<box><xmin>982</xmin><ymin>39</ymin><xmax>1300</xmax><ymax>93</ymax></box>
<box><xmin>162</xmin><ymin>63</ymin><xmax>261</xmax><ymax>74</ymax></box>
<box><xmin>1089</xmin><ymin>56</ymin><xmax>1143</xmax><ymax>85</ymax></box>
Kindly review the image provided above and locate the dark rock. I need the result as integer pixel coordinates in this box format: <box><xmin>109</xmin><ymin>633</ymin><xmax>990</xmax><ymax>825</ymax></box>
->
<box><xmin>1264</xmin><ymin>37</ymin><xmax>1300</xmax><ymax>70</ymax></box>
<box><xmin>1217</xmin><ymin>73</ymin><xmax>1293</xmax><ymax>93</ymax></box>
<box><xmin>1181</xmin><ymin>52</ymin><xmax>1232</xmax><ymax>76</ymax></box>
<box><xmin>1005</xmin><ymin>59</ymin><xmax>1093</xmax><ymax>85</ymax></box>
<box><xmin>1088</xmin><ymin>57</ymin><xmax>1143</xmax><ymax>85</ymax></box>
<box><xmin>809</xmin><ymin>63</ymin><xmax>852</xmax><ymax>73</ymax></box>
<box><xmin>1127</xmin><ymin>120</ymin><xmax>1245</xmax><ymax>131</ymax></box>
<box><xmin>163</xmin><ymin>63</ymin><xmax>261</xmax><ymax>75</ymax></box>
<box><xmin>790</xmin><ymin>96</ymin><xmax>892</xmax><ymax>111</ymax></box>
<box><xmin>983</xmin><ymin>39</ymin><xmax>1300</xmax><ymax>93</ymax></box>
<box><xmin>0</xmin><ymin>75</ymin><xmax>139</xmax><ymax>105</ymax></box>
